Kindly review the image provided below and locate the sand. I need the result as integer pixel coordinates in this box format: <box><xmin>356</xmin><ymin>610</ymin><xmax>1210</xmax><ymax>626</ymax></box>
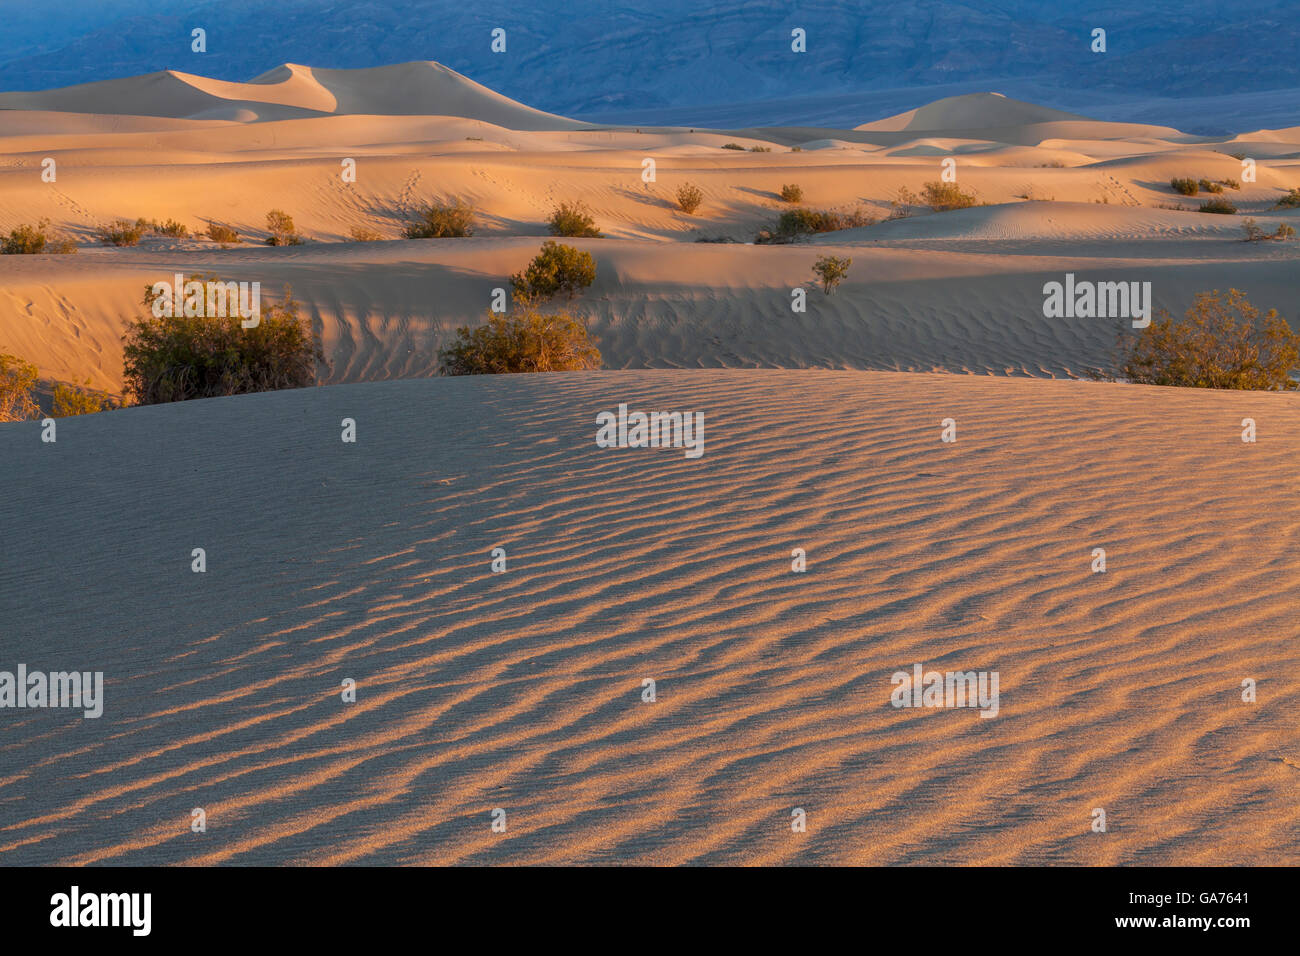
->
<box><xmin>1</xmin><ymin>63</ymin><xmax>1298</xmax><ymax>866</ymax></box>
<box><xmin>1</xmin><ymin>370</ymin><xmax>1298</xmax><ymax>864</ymax></box>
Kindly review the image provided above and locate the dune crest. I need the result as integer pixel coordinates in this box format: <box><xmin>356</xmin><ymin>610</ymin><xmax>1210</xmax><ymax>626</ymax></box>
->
<box><xmin>0</xmin><ymin>61</ymin><xmax>586</xmax><ymax>129</ymax></box>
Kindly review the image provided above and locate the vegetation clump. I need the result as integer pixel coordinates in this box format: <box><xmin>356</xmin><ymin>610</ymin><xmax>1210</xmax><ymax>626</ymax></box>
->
<box><xmin>0</xmin><ymin>353</ymin><xmax>41</xmax><ymax>421</ymax></box>
<box><xmin>1</xmin><ymin>219</ymin><xmax>76</xmax><ymax>254</ymax></box>
<box><xmin>122</xmin><ymin>277</ymin><xmax>323</xmax><ymax>405</ymax></box>
<box><xmin>546</xmin><ymin>200</ymin><xmax>601</xmax><ymax>238</ymax></box>
<box><xmin>921</xmin><ymin>181</ymin><xmax>977</xmax><ymax>211</ymax></box>
<box><xmin>439</xmin><ymin>303</ymin><xmax>601</xmax><ymax>375</ymax></box>
<box><xmin>510</xmin><ymin>241</ymin><xmax>596</xmax><ymax>301</ymax></box>
<box><xmin>1120</xmin><ymin>289</ymin><xmax>1299</xmax><ymax>390</ymax></box>
<box><xmin>265</xmin><ymin>209</ymin><xmax>305</xmax><ymax>245</ymax></box>
<box><xmin>404</xmin><ymin>199</ymin><xmax>475</xmax><ymax>238</ymax></box>
<box><xmin>812</xmin><ymin>255</ymin><xmax>851</xmax><ymax>294</ymax></box>
<box><xmin>676</xmin><ymin>183</ymin><xmax>704</xmax><ymax>214</ymax></box>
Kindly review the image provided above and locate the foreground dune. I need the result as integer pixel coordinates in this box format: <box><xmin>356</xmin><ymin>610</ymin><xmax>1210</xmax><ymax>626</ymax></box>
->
<box><xmin>1</xmin><ymin>371</ymin><xmax>1297</xmax><ymax>865</ymax></box>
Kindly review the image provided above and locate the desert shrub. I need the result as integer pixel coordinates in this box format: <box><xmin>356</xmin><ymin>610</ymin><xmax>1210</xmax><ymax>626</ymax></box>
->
<box><xmin>0</xmin><ymin>353</ymin><xmax>41</xmax><ymax>421</ymax></box>
<box><xmin>1199</xmin><ymin>196</ymin><xmax>1237</xmax><ymax>214</ymax></box>
<box><xmin>721</xmin><ymin>142</ymin><xmax>745</xmax><ymax>150</ymax></box>
<box><xmin>439</xmin><ymin>303</ymin><xmax>601</xmax><ymax>374</ymax></box>
<box><xmin>779</xmin><ymin>184</ymin><xmax>804</xmax><ymax>203</ymax></box>
<box><xmin>812</xmin><ymin>255</ymin><xmax>851</xmax><ymax>294</ymax></box>
<box><xmin>98</xmin><ymin>219</ymin><xmax>146</xmax><ymax>246</ymax></box>
<box><xmin>404</xmin><ymin>199</ymin><xmax>474</xmax><ymax>238</ymax></box>
<box><xmin>1</xmin><ymin>219</ymin><xmax>75</xmax><ymax>254</ymax></box>
<box><xmin>265</xmin><ymin>209</ymin><xmax>304</xmax><ymax>246</ymax></box>
<box><xmin>888</xmin><ymin>187</ymin><xmax>920</xmax><ymax>220</ymax></box>
<box><xmin>510</xmin><ymin>240</ymin><xmax>596</xmax><ymax>301</ymax></box>
<box><xmin>761</xmin><ymin>206</ymin><xmax>876</xmax><ymax>241</ymax></box>
<box><xmin>748</xmin><ymin>146</ymin><xmax>771</xmax><ymax>153</ymax></box>
<box><xmin>122</xmin><ymin>278</ymin><xmax>323</xmax><ymax>405</ymax></box>
<box><xmin>1170</xmin><ymin>177</ymin><xmax>1199</xmax><ymax>196</ymax></box>
<box><xmin>921</xmin><ymin>181</ymin><xmax>977</xmax><ymax>211</ymax></box>
<box><xmin>1120</xmin><ymin>288</ymin><xmax>1299</xmax><ymax>390</ymax></box>
<box><xmin>1198</xmin><ymin>179</ymin><xmax>1224</xmax><ymax>194</ymax></box>
<box><xmin>205</xmin><ymin>222</ymin><xmax>240</xmax><ymax>244</ymax></box>
<box><xmin>1246</xmin><ymin>218</ymin><xmax>1296</xmax><ymax>241</ymax></box>
<box><xmin>1220</xmin><ymin>178</ymin><xmax>1241</xmax><ymax>190</ymax></box>
<box><xmin>790</xmin><ymin>146</ymin><xmax>803</xmax><ymax>152</ymax></box>
<box><xmin>52</xmin><ymin>382</ymin><xmax>114</xmax><ymax>417</ymax></box>
<box><xmin>675</xmin><ymin>182</ymin><xmax>704</xmax><ymax>214</ymax></box>
<box><xmin>348</xmin><ymin>227</ymin><xmax>384</xmax><ymax>242</ymax></box>
<box><xmin>1275</xmin><ymin>188</ymin><xmax>1300</xmax><ymax>209</ymax></box>
<box><xmin>138</xmin><ymin>218</ymin><xmax>188</xmax><ymax>237</ymax></box>
<box><xmin>546</xmin><ymin>201</ymin><xmax>601</xmax><ymax>238</ymax></box>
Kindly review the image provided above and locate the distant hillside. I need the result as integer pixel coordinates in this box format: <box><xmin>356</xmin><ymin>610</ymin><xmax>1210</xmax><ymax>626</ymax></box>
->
<box><xmin>0</xmin><ymin>0</ymin><xmax>1296</xmax><ymax>129</ymax></box>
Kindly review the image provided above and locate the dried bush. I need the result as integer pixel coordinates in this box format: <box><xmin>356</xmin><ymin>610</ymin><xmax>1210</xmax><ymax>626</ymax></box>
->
<box><xmin>676</xmin><ymin>183</ymin><xmax>704</xmax><ymax>214</ymax></box>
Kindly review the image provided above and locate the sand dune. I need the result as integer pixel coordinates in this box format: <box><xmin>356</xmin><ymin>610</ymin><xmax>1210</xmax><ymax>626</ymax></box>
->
<box><xmin>1</xmin><ymin>67</ymin><xmax>1297</xmax><ymax>398</ymax></box>
<box><xmin>0</xmin><ymin>61</ymin><xmax>586</xmax><ymax>129</ymax></box>
<box><xmin>1</xmin><ymin>371</ymin><xmax>1297</xmax><ymax>865</ymax></box>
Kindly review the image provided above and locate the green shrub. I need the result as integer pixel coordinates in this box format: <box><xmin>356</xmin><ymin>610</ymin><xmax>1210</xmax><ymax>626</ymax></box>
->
<box><xmin>1170</xmin><ymin>177</ymin><xmax>1199</xmax><ymax>196</ymax></box>
<box><xmin>779</xmin><ymin>184</ymin><xmax>804</xmax><ymax>203</ymax></box>
<box><xmin>98</xmin><ymin>219</ymin><xmax>146</xmax><ymax>246</ymax></box>
<box><xmin>404</xmin><ymin>199</ymin><xmax>474</xmax><ymax>238</ymax></box>
<box><xmin>510</xmin><ymin>241</ymin><xmax>596</xmax><ymax>301</ymax></box>
<box><xmin>1121</xmin><ymin>289</ymin><xmax>1299</xmax><ymax>390</ymax></box>
<box><xmin>1275</xmin><ymin>188</ymin><xmax>1300</xmax><ymax>209</ymax></box>
<box><xmin>439</xmin><ymin>303</ymin><xmax>601</xmax><ymax>374</ymax></box>
<box><xmin>122</xmin><ymin>277</ymin><xmax>323</xmax><ymax>405</ymax></box>
<box><xmin>920</xmin><ymin>181</ymin><xmax>977</xmax><ymax>211</ymax></box>
<box><xmin>1199</xmin><ymin>196</ymin><xmax>1237</xmax><ymax>214</ymax></box>
<box><xmin>205</xmin><ymin>222</ymin><xmax>241</xmax><ymax>244</ymax></box>
<box><xmin>675</xmin><ymin>182</ymin><xmax>704</xmax><ymax>214</ymax></box>
<box><xmin>265</xmin><ymin>209</ymin><xmax>304</xmax><ymax>246</ymax></box>
<box><xmin>1198</xmin><ymin>178</ymin><xmax>1224</xmax><ymax>194</ymax></box>
<box><xmin>721</xmin><ymin>143</ymin><xmax>745</xmax><ymax>150</ymax></box>
<box><xmin>812</xmin><ymin>255</ymin><xmax>851</xmax><ymax>294</ymax></box>
<box><xmin>0</xmin><ymin>353</ymin><xmax>41</xmax><ymax>421</ymax></box>
<box><xmin>546</xmin><ymin>201</ymin><xmax>601</xmax><ymax>238</ymax></box>
<box><xmin>1</xmin><ymin>219</ymin><xmax>75</xmax><ymax>254</ymax></box>
<box><xmin>52</xmin><ymin>381</ymin><xmax>115</xmax><ymax>417</ymax></box>
<box><xmin>760</xmin><ymin>206</ymin><xmax>876</xmax><ymax>242</ymax></box>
